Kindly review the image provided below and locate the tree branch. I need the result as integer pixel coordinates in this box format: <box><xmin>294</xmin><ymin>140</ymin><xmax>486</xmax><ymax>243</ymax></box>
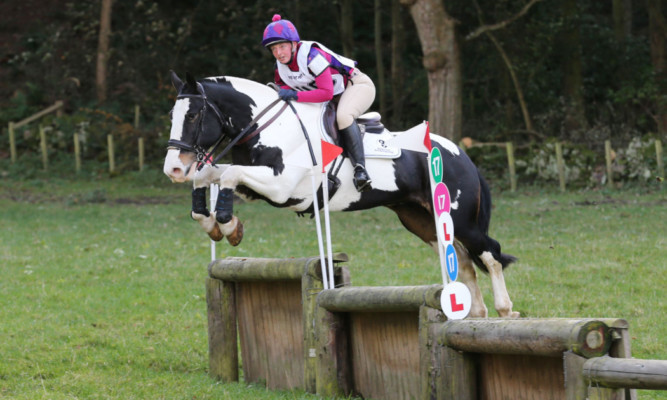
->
<box><xmin>465</xmin><ymin>0</ymin><xmax>543</xmax><ymax>41</ymax></box>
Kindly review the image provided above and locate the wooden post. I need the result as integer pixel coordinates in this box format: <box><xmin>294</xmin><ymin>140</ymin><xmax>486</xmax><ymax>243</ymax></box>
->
<box><xmin>9</xmin><ymin>122</ymin><xmax>16</xmax><ymax>163</ymax></box>
<box><xmin>206</xmin><ymin>277</ymin><xmax>239</xmax><ymax>382</ymax></box>
<box><xmin>134</xmin><ymin>105</ymin><xmax>140</xmax><ymax>129</ymax></box>
<box><xmin>55</xmin><ymin>100</ymin><xmax>63</xmax><ymax>117</ymax></box>
<box><xmin>605</xmin><ymin>140</ymin><xmax>614</xmax><ymax>185</ymax></box>
<box><xmin>556</xmin><ymin>142</ymin><xmax>566</xmax><ymax>191</ymax></box>
<box><xmin>39</xmin><ymin>124</ymin><xmax>48</xmax><ymax>170</ymax></box>
<box><xmin>107</xmin><ymin>134</ymin><xmax>115</xmax><ymax>173</ymax></box>
<box><xmin>138</xmin><ymin>138</ymin><xmax>144</xmax><ymax>171</ymax></box>
<box><xmin>506</xmin><ymin>141</ymin><xmax>517</xmax><ymax>192</ymax></box>
<box><xmin>74</xmin><ymin>133</ymin><xmax>81</xmax><ymax>173</ymax></box>
<box><xmin>656</xmin><ymin>140</ymin><xmax>664</xmax><ymax>180</ymax></box>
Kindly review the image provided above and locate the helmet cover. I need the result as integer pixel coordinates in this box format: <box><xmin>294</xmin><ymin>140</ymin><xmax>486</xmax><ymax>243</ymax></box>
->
<box><xmin>262</xmin><ymin>14</ymin><xmax>300</xmax><ymax>47</ymax></box>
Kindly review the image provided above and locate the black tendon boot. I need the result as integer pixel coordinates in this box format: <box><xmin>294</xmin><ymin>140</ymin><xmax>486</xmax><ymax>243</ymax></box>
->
<box><xmin>340</xmin><ymin>122</ymin><xmax>372</xmax><ymax>192</ymax></box>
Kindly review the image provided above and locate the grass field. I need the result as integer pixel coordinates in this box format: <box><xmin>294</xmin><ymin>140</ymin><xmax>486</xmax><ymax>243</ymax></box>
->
<box><xmin>0</xmin><ymin>167</ymin><xmax>665</xmax><ymax>399</ymax></box>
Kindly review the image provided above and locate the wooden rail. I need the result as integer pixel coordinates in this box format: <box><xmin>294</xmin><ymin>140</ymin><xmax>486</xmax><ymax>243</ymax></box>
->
<box><xmin>8</xmin><ymin>101</ymin><xmax>63</xmax><ymax>163</ymax></box>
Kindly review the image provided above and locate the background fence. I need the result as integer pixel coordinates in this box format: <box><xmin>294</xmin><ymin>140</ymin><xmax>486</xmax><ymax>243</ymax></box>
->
<box><xmin>3</xmin><ymin>102</ymin><xmax>665</xmax><ymax>190</ymax></box>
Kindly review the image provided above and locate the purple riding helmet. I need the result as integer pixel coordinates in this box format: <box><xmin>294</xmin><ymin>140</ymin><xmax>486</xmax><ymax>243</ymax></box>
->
<box><xmin>262</xmin><ymin>14</ymin><xmax>300</xmax><ymax>47</ymax></box>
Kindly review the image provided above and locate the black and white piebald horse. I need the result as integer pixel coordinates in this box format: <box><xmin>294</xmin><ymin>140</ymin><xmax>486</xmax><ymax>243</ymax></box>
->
<box><xmin>163</xmin><ymin>71</ymin><xmax>518</xmax><ymax>318</ymax></box>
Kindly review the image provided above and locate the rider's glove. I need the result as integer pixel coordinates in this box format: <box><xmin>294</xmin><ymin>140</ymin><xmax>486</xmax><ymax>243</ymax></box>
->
<box><xmin>278</xmin><ymin>89</ymin><xmax>298</xmax><ymax>102</ymax></box>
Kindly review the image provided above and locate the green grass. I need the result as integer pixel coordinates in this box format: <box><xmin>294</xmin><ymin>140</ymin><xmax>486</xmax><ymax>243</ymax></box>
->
<box><xmin>0</xmin><ymin>169</ymin><xmax>665</xmax><ymax>399</ymax></box>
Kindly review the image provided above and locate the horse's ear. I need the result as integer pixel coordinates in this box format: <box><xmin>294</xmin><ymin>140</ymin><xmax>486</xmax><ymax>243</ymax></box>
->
<box><xmin>185</xmin><ymin>72</ymin><xmax>197</xmax><ymax>89</ymax></box>
<box><xmin>170</xmin><ymin>70</ymin><xmax>184</xmax><ymax>92</ymax></box>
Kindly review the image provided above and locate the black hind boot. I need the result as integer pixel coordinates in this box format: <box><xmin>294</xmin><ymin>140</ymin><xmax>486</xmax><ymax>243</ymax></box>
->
<box><xmin>340</xmin><ymin>122</ymin><xmax>372</xmax><ymax>192</ymax></box>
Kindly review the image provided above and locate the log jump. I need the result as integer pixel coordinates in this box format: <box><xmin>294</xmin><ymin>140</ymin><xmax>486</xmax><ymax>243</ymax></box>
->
<box><xmin>205</xmin><ymin>255</ymin><xmax>667</xmax><ymax>400</ymax></box>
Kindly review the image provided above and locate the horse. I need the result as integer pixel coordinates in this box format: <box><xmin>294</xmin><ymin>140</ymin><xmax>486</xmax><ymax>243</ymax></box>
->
<box><xmin>163</xmin><ymin>71</ymin><xmax>519</xmax><ymax>318</ymax></box>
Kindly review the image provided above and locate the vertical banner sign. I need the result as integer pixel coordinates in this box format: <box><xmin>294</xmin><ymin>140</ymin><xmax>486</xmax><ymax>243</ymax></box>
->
<box><xmin>427</xmin><ymin>129</ymin><xmax>471</xmax><ymax>320</ymax></box>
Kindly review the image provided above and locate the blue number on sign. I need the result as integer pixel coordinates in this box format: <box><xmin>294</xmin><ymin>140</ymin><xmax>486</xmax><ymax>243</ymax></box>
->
<box><xmin>445</xmin><ymin>244</ymin><xmax>458</xmax><ymax>281</ymax></box>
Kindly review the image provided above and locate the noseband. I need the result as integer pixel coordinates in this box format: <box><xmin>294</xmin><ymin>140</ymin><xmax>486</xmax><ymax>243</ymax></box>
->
<box><xmin>167</xmin><ymin>82</ymin><xmax>228</xmax><ymax>165</ymax></box>
<box><xmin>167</xmin><ymin>82</ymin><xmax>287</xmax><ymax>170</ymax></box>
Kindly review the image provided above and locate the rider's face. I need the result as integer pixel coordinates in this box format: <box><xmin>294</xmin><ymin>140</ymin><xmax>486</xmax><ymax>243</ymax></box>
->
<box><xmin>271</xmin><ymin>42</ymin><xmax>294</xmax><ymax>64</ymax></box>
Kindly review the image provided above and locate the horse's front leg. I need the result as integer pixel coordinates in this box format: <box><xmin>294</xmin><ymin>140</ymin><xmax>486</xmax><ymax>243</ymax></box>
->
<box><xmin>212</xmin><ymin>164</ymin><xmax>309</xmax><ymax>246</ymax></box>
<box><xmin>190</xmin><ymin>186</ymin><xmax>223</xmax><ymax>241</ymax></box>
<box><xmin>190</xmin><ymin>164</ymin><xmax>244</xmax><ymax>246</ymax></box>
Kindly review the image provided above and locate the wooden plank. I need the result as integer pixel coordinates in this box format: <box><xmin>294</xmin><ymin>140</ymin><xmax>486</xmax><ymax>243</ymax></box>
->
<box><xmin>236</xmin><ymin>281</ymin><xmax>304</xmax><ymax>390</ymax></box>
<box><xmin>318</xmin><ymin>284</ymin><xmax>442</xmax><ymax>312</ymax></box>
<box><xmin>209</xmin><ymin>254</ymin><xmax>348</xmax><ymax>282</ymax></box>
<box><xmin>479</xmin><ymin>354</ymin><xmax>564</xmax><ymax>400</ymax></box>
<box><xmin>436</xmin><ymin>318</ymin><xmax>611</xmax><ymax>358</ymax></box>
<box><xmin>583</xmin><ymin>357</ymin><xmax>667</xmax><ymax>391</ymax></box>
<box><xmin>205</xmin><ymin>277</ymin><xmax>238</xmax><ymax>382</ymax></box>
<box><xmin>349</xmin><ymin>311</ymin><xmax>420</xmax><ymax>400</ymax></box>
<box><xmin>13</xmin><ymin>100</ymin><xmax>64</xmax><ymax>128</ymax></box>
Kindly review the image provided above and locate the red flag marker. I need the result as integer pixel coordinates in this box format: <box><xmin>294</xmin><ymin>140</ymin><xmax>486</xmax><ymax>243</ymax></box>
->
<box><xmin>321</xmin><ymin>140</ymin><xmax>343</xmax><ymax>173</ymax></box>
<box><xmin>424</xmin><ymin>121</ymin><xmax>432</xmax><ymax>153</ymax></box>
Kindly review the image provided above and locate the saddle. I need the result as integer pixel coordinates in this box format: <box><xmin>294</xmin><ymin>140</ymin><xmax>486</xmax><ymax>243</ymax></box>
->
<box><xmin>322</xmin><ymin>102</ymin><xmax>385</xmax><ymax>144</ymax></box>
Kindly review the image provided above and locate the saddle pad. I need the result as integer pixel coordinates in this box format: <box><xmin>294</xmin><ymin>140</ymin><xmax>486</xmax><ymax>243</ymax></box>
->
<box><xmin>363</xmin><ymin>130</ymin><xmax>401</xmax><ymax>159</ymax></box>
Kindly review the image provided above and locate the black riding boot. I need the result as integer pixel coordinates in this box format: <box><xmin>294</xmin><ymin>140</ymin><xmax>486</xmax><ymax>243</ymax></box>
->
<box><xmin>340</xmin><ymin>122</ymin><xmax>372</xmax><ymax>192</ymax></box>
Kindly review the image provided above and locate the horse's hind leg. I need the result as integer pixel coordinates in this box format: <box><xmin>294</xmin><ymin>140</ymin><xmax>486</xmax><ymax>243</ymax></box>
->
<box><xmin>480</xmin><ymin>251</ymin><xmax>520</xmax><ymax>318</ymax></box>
<box><xmin>454</xmin><ymin>241</ymin><xmax>488</xmax><ymax>318</ymax></box>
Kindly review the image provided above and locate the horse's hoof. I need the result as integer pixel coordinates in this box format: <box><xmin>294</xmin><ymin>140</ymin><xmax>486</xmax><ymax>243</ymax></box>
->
<box><xmin>226</xmin><ymin>220</ymin><xmax>244</xmax><ymax>247</ymax></box>
<box><xmin>208</xmin><ymin>224</ymin><xmax>224</xmax><ymax>242</ymax></box>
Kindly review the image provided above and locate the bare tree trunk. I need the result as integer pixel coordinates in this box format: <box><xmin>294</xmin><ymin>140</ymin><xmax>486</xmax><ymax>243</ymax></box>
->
<box><xmin>647</xmin><ymin>0</ymin><xmax>666</xmax><ymax>135</ymax></box>
<box><xmin>613</xmin><ymin>0</ymin><xmax>633</xmax><ymax>40</ymax></box>
<box><xmin>469</xmin><ymin>0</ymin><xmax>538</xmax><ymax>133</ymax></box>
<box><xmin>340</xmin><ymin>0</ymin><xmax>354</xmax><ymax>58</ymax></box>
<box><xmin>96</xmin><ymin>0</ymin><xmax>113</xmax><ymax>104</ymax></box>
<box><xmin>400</xmin><ymin>0</ymin><xmax>461</xmax><ymax>141</ymax></box>
<box><xmin>391</xmin><ymin>0</ymin><xmax>406</xmax><ymax>128</ymax></box>
<box><xmin>375</xmin><ymin>0</ymin><xmax>386</xmax><ymax>117</ymax></box>
<box><xmin>558</xmin><ymin>0</ymin><xmax>588</xmax><ymax>134</ymax></box>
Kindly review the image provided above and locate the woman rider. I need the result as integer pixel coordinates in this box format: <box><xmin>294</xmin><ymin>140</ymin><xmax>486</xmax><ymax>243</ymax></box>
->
<box><xmin>262</xmin><ymin>14</ymin><xmax>375</xmax><ymax>192</ymax></box>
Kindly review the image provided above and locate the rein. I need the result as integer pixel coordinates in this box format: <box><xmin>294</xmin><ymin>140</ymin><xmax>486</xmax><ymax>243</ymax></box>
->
<box><xmin>167</xmin><ymin>81</ymin><xmax>288</xmax><ymax>170</ymax></box>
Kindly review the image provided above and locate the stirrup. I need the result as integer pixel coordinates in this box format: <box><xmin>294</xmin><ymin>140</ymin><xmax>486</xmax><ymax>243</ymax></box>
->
<box><xmin>353</xmin><ymin>165</ymin><xmax>372</xmax><ymax>192</ymax></box>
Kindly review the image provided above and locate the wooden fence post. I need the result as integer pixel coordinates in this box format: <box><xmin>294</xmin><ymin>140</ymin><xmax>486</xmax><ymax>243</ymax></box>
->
<box><xmin>657</xmin><ymin>140</ymin><xmax>664</xmax><ymax>180</ymax></box>
<box><xmin>74</xmin><ymin>133</ymin><xmax>81</xmax><ymax>173</ymax></box>
<box><xmin>138</xmin><ymin>138</ymin><xmax>144</xmax><ymax>171</ymax></box>
<box><xmin>9</xmin><ymin>122</ymin><xmax>16</xmax><ymax>163</ymax></box>
<box><xmin>39</xmin><ymin>124</ymin><xmax>48</xmax><ymax>170</ymax></box>
<box><xmin>555</xmin><ymin>142</ymin><xmax>566</xmax><ymax>191</ymax></box>
<box><xmin>605</xmin><ymin>140</ymin><xmax>614</xmax><ymax>185</ymax></box>
<box><xmin>107</xmin><ymin>135</ymin><xmax>115</xmax><ymax>173</ymax></box>
<box><xmin>134</xmin><ymin>105</ymin><xmax>140</xmax><ymax>129</ymax></box>
<box><xmin>506</xmin><ymin>142</ymin><xmax>517</xmax><ymax>192</ymax></box>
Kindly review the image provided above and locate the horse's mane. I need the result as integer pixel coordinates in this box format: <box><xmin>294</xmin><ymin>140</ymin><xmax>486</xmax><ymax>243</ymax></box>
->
<box><xmin>203</xmin><ymin>76</ymin><xmax>278</xmax><ymax>107</ymax></box>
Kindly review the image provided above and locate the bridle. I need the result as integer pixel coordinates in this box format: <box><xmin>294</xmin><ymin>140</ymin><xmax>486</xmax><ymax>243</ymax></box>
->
<box><xmin>167</xmin><ymin>81</ymin><xmax>288</xmax><ymax>170</ymax></box>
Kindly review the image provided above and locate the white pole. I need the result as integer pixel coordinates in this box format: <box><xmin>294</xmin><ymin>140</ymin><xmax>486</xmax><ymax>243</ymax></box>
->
<box><xmin>210</xmin><ymin>184</ymin><xmax>219</xmax><ymax>262</ymax></box>
<box><xmin>321</xmin><ymin>170</ymin><xmax>335</xmax><ymax>289</ymax></box>
<box><xmin>310</xmin><ymin>172</ymin><xmax>330</xmax><ymax>289</ymax></box>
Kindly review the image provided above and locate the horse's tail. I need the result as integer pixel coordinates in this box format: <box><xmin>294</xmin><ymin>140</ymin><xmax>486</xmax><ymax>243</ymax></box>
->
<box><xmin>470</xmin><ymin>169</ymin><xmax>517</xmax><ymax>271</ymax></box>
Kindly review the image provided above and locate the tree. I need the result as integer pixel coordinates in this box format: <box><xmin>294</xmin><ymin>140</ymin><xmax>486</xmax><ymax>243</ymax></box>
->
<box><xmin>96</xmin><ymin>0</ymin><xmax>113</xmax><ymax>104</ymax></box>
<box><xmin>400</xmin><ymin>0</ymin><xmax>461</xmax><ymax>140</ymax></box>
<box><xmin>558</xmin><ymin>0</ymin><xmax>588</xmax><ymax>133</ymax></box>
<box><xmin>391</xmin><ymin>0</ymin><xmax>406</xmax><ymax>129</ymax></box>
<box><xmin>647</xmin><ymin>0</ymin><xmax>666</xmax><ymax>135</ymax></box>
<box><xmin>375</xmin><ymin>0</ymin><xmax>387</xmax><ymax>117</ymax></box>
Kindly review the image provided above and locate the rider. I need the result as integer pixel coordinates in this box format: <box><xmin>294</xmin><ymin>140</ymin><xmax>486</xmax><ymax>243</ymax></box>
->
<box><xmin>262</xmin><ymin>14</ymin><xmax>375</xmax><ymax>192</ymax></box>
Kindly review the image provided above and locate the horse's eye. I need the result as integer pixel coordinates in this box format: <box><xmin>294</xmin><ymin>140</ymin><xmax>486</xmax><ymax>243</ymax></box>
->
<box><xmin>186</xmin><ymin>112</ymin><xmax>198</xmax><ymax>121</ymax></box>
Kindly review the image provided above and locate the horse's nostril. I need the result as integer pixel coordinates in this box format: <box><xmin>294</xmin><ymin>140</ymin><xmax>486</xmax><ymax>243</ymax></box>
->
<box><xmin>172</xmin><ymin>168</ymin><xmax>183</xmax><ymax>176</ymax></box>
